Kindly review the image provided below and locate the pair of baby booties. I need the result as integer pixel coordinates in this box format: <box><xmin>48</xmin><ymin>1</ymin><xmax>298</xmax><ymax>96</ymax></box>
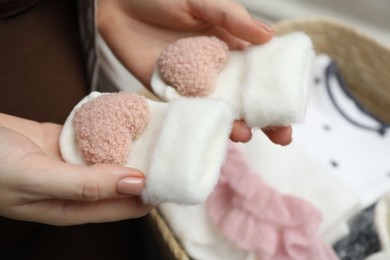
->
<box><xmin>60</xmin><ymin>32</ymin><xmax>315</xmax><ymax>205</ymax></box>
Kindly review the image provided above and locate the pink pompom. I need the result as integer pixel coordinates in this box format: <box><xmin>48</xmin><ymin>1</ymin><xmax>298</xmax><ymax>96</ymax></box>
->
<box><xmin>157</xmin><ymin>36</ymin><xmax>229</xmax><ymax>97</ymax></box>
<box><xmin>73</xmin><ymin>92</ymin><xmax>149</xmax><ymax>165</ymax></box>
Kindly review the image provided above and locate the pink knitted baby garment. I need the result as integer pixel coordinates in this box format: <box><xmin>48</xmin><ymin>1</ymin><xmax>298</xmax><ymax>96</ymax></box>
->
<box><xmin>207</xmin><ymin>143</ymin><xmax>338</xmax><ymax>260</ymax></box>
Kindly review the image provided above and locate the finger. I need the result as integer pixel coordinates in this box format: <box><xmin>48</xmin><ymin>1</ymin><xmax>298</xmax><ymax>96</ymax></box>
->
<box><xmin>23</xmin><ymin>156</ymin><xmax>146</xmax><ymax>201</ymax></box>
<box><xmin>16</xmin><ymin>197</ymin><xmax>153</xmax><ymax>226</ymax></box>
<box><xmin>230</xmin><ymin>120</ymin><xmax>252</xmax><ymax>143</ymax></box>
<box><xmin>188</xmin><ymin>0</ymin><xmax>274</xmax><ymax>44</ymax></box>
<box><xmin>206</xmin><ymin>27</ymin><xmax>250</xmax><ymax>50</ymax></box>
<box><xmin>262</xmin><ymin>126</ymin><xmax>293</xmax><ymax>145</ymax></box>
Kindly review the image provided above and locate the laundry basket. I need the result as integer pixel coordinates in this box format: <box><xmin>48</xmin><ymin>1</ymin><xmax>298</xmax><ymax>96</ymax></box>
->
<box><xmin>275</xmin><ymin>17</ymin><xmax>390</xmax><ymax>124</ymax></box>
<box><xmin>147</xmin><ymin>17</ymin><xmax>390</xmax><ymax>260</ymax></box>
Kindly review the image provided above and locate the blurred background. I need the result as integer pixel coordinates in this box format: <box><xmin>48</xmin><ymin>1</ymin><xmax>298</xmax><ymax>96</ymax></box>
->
<box><xmin>239</xmin><ymin>0</ymin><xmax>390</xmax><ymax>45</ymax></box>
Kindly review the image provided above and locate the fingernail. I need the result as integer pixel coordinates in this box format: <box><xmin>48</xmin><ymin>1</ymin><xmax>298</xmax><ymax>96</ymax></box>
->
<box><xmin>253</xmin><ymin>19</ymin><xmax>274</xmax><ymax>32</ymax></box>
<box><xmin>117</xmin><ymin>177</ymin><xmax>145</xmax><ymax>195</ymax></box>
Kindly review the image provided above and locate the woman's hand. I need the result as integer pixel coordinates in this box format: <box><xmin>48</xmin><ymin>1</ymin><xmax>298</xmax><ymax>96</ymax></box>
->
<box><xmin>98</xmin><ymin>0</ymin><xmax>274</xmax><ymax>88</ymax></box>
<box><xmin>0</xmin><ymin>113</ymin><xmax>152</xmax><ymax>226</ymax></box>
<box><xmin>98</xmin><ymin>0</ymin><xmax>292</xmax><ymax>145</ymax></box>
<box><xmin>231</xmin><ymin>120</ymin><xmax>292</xmax><ymax>145</ymax></box>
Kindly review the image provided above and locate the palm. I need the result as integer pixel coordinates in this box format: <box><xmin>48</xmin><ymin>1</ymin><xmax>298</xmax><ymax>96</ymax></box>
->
<box><xmin>0</xmin><ymin>123</ymin><xmax>62</xmax><ymax>220</ymax></box>
<box><xmin>0</xmin><ymin>120</ymin><xmax>62</xmax><ymax>163</ymax></box>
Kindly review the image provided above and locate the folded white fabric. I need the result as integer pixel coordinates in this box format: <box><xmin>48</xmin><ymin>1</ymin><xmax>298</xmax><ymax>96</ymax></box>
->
<box><xmin>159</xmin><ymin>132</ymin><xmax>355</xmax><ymax>259</ymax></box>
<box><xmin>237</xmin><ymin>130</ymin><xmax>360</xmax><ymax>245</ymax></box>
<box><xmin>366</xmin><ymin>251</ymin><xmax>390</xmax><ymax>260</ymax></box>
<box><xmin>375</xmin><ymin>193</ymin><xmax>390</xmax><ymax>251</ymax></box>
<box><xmin>158</xmin><ymin>130</ymin><xmax>359</xmax><ymax>260</ymax></box>
<box><xmin>365</xmin><ymin>192</ymin><xmax>390</xmax><ymax>260</ymax></box>
<box><xmin>159</xmin><ymin>203</ymin><xmax>256</xmax><ymax>260</ymax></box>
<box><xmin>151</xmin><ymin>32</ymin><xmax>315</xmax><ymax>128</ymax></box>
<box><xmin>60</xmin><ymin>91</ymin><xmax>234</xmax><ymax>205</ymax></box>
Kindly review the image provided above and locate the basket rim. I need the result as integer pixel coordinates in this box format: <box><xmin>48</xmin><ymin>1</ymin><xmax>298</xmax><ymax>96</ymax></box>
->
<box><xmin>275</xmin><ymin>16</ymin><xmax>390</xmax><ymax>50</ymax></box>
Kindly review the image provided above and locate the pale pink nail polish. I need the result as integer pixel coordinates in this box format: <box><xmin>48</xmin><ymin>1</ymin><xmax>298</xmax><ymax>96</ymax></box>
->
<box><xmin>254</xmin><ymin>19</ymin><xmax>274</xmax><ymax>32</ymax></box>
<box><xmin>117</xmin><ymin>177</ymin><xmax>145</xmax><ymax>195</ymax></box>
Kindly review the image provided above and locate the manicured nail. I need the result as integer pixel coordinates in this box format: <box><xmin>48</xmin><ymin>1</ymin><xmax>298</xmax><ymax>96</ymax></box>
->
<box><xmin>117</xmin><ymin>177</ymin><xmax>145</xmax><ymax>195</ymax></box>
<box><xmin>253</xmin><ymin>19</ymin><xmax>274</xmax><ymax>32</ymax></box>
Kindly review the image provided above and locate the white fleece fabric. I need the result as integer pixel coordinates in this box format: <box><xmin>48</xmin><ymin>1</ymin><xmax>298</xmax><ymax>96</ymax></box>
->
<box><xmin>60</xmin><ymin>92</ymin><xmax>235</xmax><ymax>205</ymax></box>
<box><xmin>151</xmin><ymin>32</ymin><xmax>315</xmax><ymax>128</ymax></box>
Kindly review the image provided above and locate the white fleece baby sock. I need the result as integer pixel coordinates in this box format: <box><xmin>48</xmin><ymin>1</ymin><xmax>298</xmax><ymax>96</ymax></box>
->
<box><xmin>60</xmin><ymin>91</ymin><xmax>234</xmax><ymax>205</ymax></box>
<box><xmin>151</xmin><ymin>32</ymin><xmax>315</xmax><ymax>128</ymax></box>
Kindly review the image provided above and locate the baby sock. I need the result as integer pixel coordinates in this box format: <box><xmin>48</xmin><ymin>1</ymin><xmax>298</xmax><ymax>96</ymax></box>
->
<box><xmin>60</xmin><ymin>91</ymin><xmax>235</xmax><ymax>205</ymax></box>
<box><xmin>151</xmin><ymin>32</ymin><xmax>315</xmax><ymax>128</ymax></box>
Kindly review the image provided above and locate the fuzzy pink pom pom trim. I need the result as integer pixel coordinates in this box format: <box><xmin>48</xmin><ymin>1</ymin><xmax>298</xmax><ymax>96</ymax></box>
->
<box><xmin>73</xmin><ymin>92</ymin><xmax>149</xmax><ymax>165</ymax></box>
<box><xmin>157</xmin><ymin>36</ymin><xmax>229</xmax><ymax>97</ymax></box>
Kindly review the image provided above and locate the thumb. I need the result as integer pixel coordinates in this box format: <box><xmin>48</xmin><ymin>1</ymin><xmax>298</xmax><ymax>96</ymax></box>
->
<box><xmin>30</xmin><ymin>158</ymin><xmax>146</xmax><ymax>202</ymax></box>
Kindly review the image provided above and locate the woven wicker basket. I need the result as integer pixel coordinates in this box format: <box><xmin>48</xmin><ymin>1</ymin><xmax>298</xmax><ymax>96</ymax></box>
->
<box><xmin>275</xmin><ymin>17</ymin><xmax>390</xmax><ymax>124</ymax></box>
<box><xmin>148</xmin><ymin>17</ymin><xmax>390</xmax><ymax>260</ymax></box>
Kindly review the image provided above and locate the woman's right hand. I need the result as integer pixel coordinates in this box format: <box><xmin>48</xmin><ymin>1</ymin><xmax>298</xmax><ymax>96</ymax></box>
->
<box><xmin>0</xmin><ymin>113</ymin><xmax>152</xmax><ymax>226</ymax></box>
